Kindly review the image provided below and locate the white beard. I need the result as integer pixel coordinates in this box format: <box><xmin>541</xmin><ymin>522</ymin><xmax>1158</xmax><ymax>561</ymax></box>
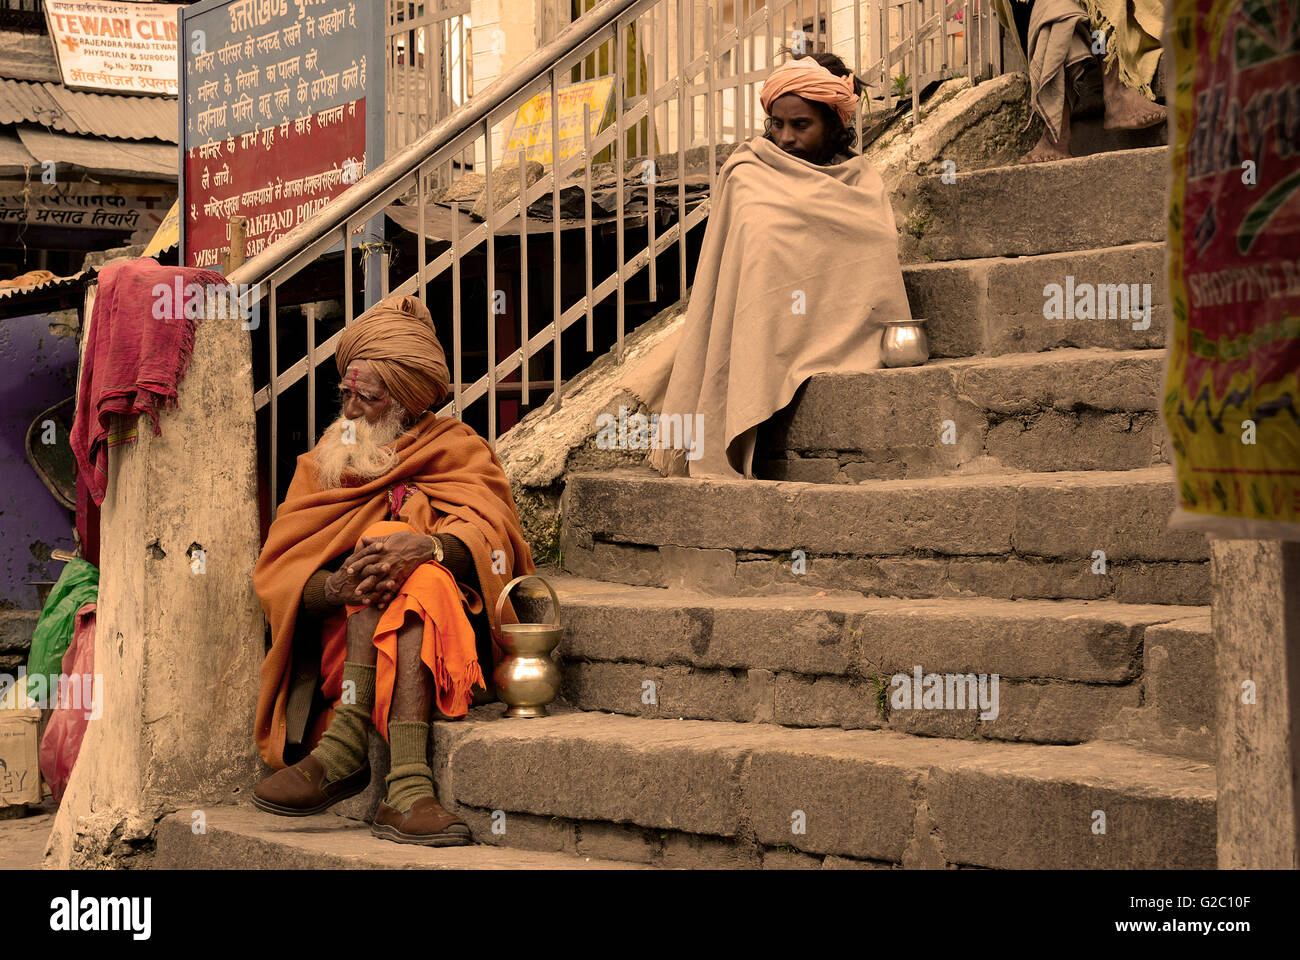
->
<box><xmin>313</xmin><ymin>404</ymin><xmax>410</xmax><ymax>490</ymax></box>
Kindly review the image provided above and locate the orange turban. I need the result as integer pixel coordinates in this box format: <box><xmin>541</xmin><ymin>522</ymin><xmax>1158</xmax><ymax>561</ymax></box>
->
<box><xmin>760</xmin><ymin>56</ymin><xmax>859</xmax><ymax>127</ymax></box>
<box><xmin>335</xmin><ymin>294</ymin><xmax>451</xmax><ymax>415</ymax></box>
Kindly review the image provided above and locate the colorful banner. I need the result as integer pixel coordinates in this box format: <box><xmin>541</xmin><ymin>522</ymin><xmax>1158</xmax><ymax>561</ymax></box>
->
<box><xmin>179</xmin><ymin>0</ymin><xmax>383</xmax><ymax>268</ymax></box>
<box><xmin>1165</xmin><ymin>0</ymin><xmax>1300</xmax><ymax>537</ymax></box>
<box><xmin>44</xmin><ymin>0</ymin><xmax>182</xmax><ymax>96</ymax></box>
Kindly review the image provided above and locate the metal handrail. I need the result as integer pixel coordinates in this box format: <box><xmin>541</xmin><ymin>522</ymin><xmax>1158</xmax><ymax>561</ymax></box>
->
<box><xmin>240</xmin><ymin>0</ymin><xmax>1001</xmax><ymax>513</ymax></box>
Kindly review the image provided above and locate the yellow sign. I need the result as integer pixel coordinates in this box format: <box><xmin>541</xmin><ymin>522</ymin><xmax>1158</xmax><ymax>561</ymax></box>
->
<box><xmin>143</xmin><ymin>200</ymin><xmax>180</xmax><ymax>259</ymax></box>
<box><xmin>501</xmin><ymin>77</ymin><xmax>617</xmax><ymax>167</ymax></box>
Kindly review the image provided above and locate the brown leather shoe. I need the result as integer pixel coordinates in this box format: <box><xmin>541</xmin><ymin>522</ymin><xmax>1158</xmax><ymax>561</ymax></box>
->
<box><xmin>252</xmin><ymin>756</ymin><xmax>370</xmax><ymax>817</ymax></box>
<box><xmin>371</xmin><ymin>796</ymin><xmax>473</xmax><ymax>846</ymax></box>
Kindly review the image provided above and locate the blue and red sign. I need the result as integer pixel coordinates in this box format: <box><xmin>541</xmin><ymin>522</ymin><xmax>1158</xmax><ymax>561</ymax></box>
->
<box><xmin>178</xmin><ymin>0</ymin><xmax>383</xmax><ymax>268</ymax></box>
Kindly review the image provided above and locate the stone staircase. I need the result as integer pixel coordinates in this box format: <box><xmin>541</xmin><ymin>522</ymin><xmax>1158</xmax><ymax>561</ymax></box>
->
<box><xmin>418</xmin><ymin>144</ymin><xmax>1214</xmax><ymax>869</ymax></box>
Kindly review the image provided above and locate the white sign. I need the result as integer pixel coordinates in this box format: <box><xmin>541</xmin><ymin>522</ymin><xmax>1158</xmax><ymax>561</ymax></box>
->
<box><xmin>44</xmin><ymin>0</ymin><xmax>183</xmax><ymax>96</ymax></box>
<box><xmin>0</xmin><ymin>183</ymin><xmax>175</xmax><ymax>233</ymax></box>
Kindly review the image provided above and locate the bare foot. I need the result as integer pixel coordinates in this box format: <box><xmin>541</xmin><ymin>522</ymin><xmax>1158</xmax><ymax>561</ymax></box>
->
<box><xmin>1019</xmin><ymin>100</ymin><xmax>1071</xmax><ymax>163</ymax></box>
<box><xmin>1021</xmin><ymin>133</ymin><xmax>1071</xmax><ymax>163</ymax></box>
<box><xmin>1102</xmin><ymin>59</ymin><xmax>1166</xmax><ymax>130</ymax></box>
<box><xmin>1021</xmin><ymin>110</ymin><xmax>1072</xmax><ymax>163</ymax></box>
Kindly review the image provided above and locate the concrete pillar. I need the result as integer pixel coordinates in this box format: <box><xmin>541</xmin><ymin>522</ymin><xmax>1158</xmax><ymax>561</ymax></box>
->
<box><xmin>1212</xmin><ymin>539</ymin><xmax>1300</xmax><ymax>868</ymax></box>
<box><xmin>44</xmin><ymin>286</ymin><xmax>264</xmax><ymax>868</ymax></box>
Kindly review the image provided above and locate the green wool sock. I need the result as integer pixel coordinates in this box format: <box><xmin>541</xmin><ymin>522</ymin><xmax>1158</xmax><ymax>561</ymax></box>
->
<box><xmin>310</xmin><ymin>662</ymin><xmax>376</xmax><ymax>781</ymax></box>
<box><xmin>384</xmin><ymin>720</ymin><xmax>435</xmax><ymax>814</ymax></box>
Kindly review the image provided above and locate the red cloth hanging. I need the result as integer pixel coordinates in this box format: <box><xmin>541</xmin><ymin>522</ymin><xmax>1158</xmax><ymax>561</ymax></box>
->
<box><xmin>70</xmin><ymin>260</ymin><xmax>225</xmax><ymax>506</ymax></box>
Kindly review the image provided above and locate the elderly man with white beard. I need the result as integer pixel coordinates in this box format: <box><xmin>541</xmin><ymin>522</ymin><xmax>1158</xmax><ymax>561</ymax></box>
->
<box><xmin>249</xmin><ymin>293</ymin><xmax>534</xmax><ymax>846</ymax></box>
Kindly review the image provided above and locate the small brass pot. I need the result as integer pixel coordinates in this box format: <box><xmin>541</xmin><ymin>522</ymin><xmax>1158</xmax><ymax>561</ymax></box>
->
<box><xmin>881</xmin><ymin>317</ymin><xmax>930</xmax><ymax>367</ymax></box>
<box><xmin>493</xmin><ymin>575</ymin><xmax>562</xmax><ymax>718</ymax></box>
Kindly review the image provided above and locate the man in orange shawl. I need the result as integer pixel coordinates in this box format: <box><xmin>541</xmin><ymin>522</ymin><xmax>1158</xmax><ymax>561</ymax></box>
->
<box><xmin>251</xmin><ymin>293</ymin><xmax>533</xmax><ymax>846</ymax></box>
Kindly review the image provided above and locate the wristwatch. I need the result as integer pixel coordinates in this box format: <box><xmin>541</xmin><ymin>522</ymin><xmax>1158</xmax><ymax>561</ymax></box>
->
<box><xmin>429</xmin><ymin>534</ymin><xmax>444</xmax><ymax>564</ymax></box>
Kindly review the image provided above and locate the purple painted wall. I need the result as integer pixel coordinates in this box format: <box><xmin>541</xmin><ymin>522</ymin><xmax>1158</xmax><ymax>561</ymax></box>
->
<box><xmin>0</xmin><ymin>309</ymin><xmax>79</xmax><ymax>609</ymax></box>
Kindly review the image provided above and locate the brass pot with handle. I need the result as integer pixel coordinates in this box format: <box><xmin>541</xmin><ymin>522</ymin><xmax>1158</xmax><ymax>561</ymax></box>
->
<box><xmin>493</xmin><ymin>575</ymin><xmax>562</xmax><ymax>718</ymax></box>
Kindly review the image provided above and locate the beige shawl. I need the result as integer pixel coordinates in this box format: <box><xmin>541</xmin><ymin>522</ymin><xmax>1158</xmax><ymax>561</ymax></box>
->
<box><xmin>1081</xmin><ymin>0</ymin><xmax>1165</xmax><ymax>99</ymax></box>
<box><xmin>623</xmin><ymin>135</ymin><xmax>911</xmax><ymax>478</ymax></box>
<box><xmin>1028</xmin><ymin>0</ymin><xmax>1094</xmax><ymax>141</ymax></box>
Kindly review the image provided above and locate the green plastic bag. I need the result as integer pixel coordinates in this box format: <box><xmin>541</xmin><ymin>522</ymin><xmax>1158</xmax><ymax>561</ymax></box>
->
<box><xmin>26</xmin><ymin>558</ymin><xmax>99</xmax><ymax>705</ymax></box>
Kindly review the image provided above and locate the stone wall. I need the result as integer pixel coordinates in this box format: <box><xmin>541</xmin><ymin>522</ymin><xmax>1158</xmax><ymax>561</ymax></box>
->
<box><xmin>0</xmin><ymin>308</ymin><xmax>80</xmax><ymax>610</ymax></box>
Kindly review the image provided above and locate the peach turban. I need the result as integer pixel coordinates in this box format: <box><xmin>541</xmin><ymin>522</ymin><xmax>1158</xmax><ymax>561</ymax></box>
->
<box><xmin>335</xmin><ymin>294</ymin><xmax>451</xmax><ymax>415</ymax></box>
<box><xmin>760</xmin><ymin>56</ymin><xmax>859</xmax><ymax>127</ymax></box>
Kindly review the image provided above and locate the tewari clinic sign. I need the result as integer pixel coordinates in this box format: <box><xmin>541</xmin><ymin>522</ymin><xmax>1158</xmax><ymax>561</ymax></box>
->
<box><xmin>44</xmin><ymin>0</ymin><xmax>182</xmax><ymax>96</ymax></box>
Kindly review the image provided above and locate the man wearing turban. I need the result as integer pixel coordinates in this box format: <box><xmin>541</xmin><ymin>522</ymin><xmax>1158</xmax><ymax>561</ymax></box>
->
<box><xmin>759</xmin><ymin>51</ymin><xmax>863</xmax><ymax>165</ymax></box>
<box><xmin>250</xmin><ymin>293</ymin><xmax>534</xmax><ymax>846</ymax></box>
<box><xmin>626</xmin><ymin>52</ymin><xmax>913</xmax><ymax>478</ymax></box>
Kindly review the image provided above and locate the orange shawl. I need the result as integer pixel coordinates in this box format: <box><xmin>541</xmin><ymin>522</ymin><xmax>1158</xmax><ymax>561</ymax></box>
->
<box><xmin>252</xmin><ymin>412</ymin><xmax>534</xmax><ymax>769</ymax></box>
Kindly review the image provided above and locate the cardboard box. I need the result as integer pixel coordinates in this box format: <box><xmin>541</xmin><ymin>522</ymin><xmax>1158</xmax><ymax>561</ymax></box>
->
<box><xmin>0</xmin><ymin>709</ymin><xmax>43</xmax><ymax>807</ymax></box>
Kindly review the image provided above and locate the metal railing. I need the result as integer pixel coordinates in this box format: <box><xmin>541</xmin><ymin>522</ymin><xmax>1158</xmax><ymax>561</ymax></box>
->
<box><xmin>386</xmin><ymin>0</ymin><xmax>473</xmax><ymax>156</ymax></box>
<box><xmin>234</xmin><ymin>0</ymin><xmax>1002</xmax><ymax>508</ymax></box>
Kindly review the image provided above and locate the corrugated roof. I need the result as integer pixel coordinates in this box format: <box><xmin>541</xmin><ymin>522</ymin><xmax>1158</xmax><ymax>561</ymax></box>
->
<box><xmin>0</xmin><ymin>30</ymin><xmax>63</xmax><ymax>84</ymax></box>
<box><xmin>0</xmin><ymin>126</ymin><xmax>30</xmax><ymax>176</ymax></box>
<box><xmin>0</xmin><ymin>78</ymin><xmax>176</xmax><ymax>143</ymax></box>
<box><xmin>0</xmin><ymin>267</ymin><xmax>89</xmax><ymax>303</ymax></box>
<box><xmin>0</xmin><ymin>247</ymin><xmax>178</xmax><ymax>313</ymax></box>
<box><xmin>17</xmin><ymin>125</ymin><xmax>176</xmax><ymax>181</ymax></box>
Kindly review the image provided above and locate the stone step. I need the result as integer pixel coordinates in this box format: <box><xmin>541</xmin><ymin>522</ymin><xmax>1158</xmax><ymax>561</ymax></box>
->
<box><xmin>561</xmin><ymin>467</ymin><xmax>1208</xmax><ymax>605</ymax></box>
<box><xmin>901</xmin><ymin>146</ymin><xmax>1167</xmax><ymax>262</ymax></box>
<box><xmin>543</xmin><ymin>574</ymin><xmax>1211</xmax><ymax>748</ymax></box>
<box><xmin>430</xmin><ymin>709</ymin><xmax>1216</xmax><ymax>869</ymax></box>
<box><xmin>757</xmin><ymin>348</ymin><xmax>1169</xmax><ymax>482</ymax></box>
<box><xmin>902</xmin><ymin>241</ymin><xmax>1168</xmax><ymax>358</ymax></box>
<box><xmin>151</xmin><ymin>806</ymin><xmax>649</xmax><ymax>869</ymax></box>
<box><xmin>1068</xmin><ymin>114</ymin><xmax>1169</xmax><ymax>159</ymax></box>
